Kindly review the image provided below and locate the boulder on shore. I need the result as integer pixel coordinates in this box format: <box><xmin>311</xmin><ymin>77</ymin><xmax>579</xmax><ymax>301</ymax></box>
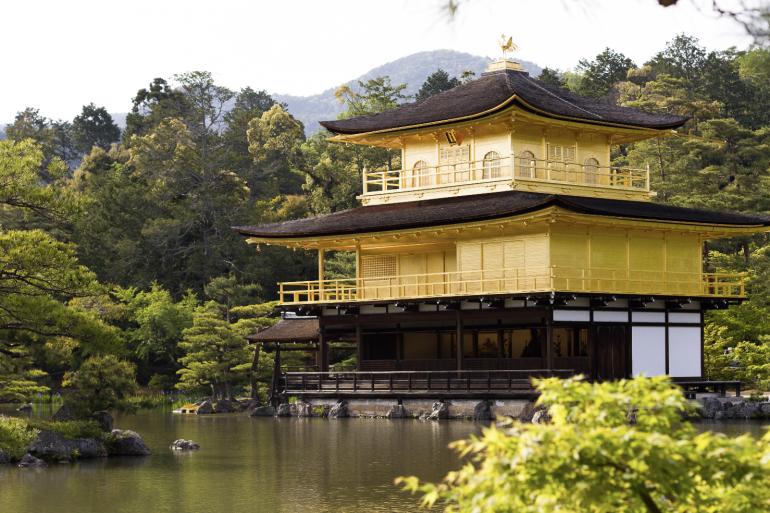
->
<box><xmin>16</xmin><ymin>404</ymin><xmax>33</xmax><ymax>414</ymax></box>
<box><xmin>427</xmin><ymin>401</ymin><xmax>449</xmax><ymax>421</ymax></box>
<box><xmin>295</xmin><ymin>401</ymin><xmax>312</xmax><ymax>417</ymax></box>
<box><xmin>18</xmin><ymin>453</ymin><xmax>46</xmax><ymax>468</ymax></box>
<box><xmin>213</xmin><ymin>399</ymin><xmax>241</xmax><ymax>413</ymax></box>
<box><xmin>170</xmin><ymin>439</ymin><xmax>200</xmax><ymax>451</ymax></box>
<box><xmin>328</xmin><ymin>400</ymin><xmax>348</xmax><ymax>419</ymax></box>
<box><xmin>249</xmin><ymin>405</ymin><xmax>276</xmax><ymax>417</ymax></box>
<box><xmin>0</xmin><ymin>449</ymin><xmax>10</xmax><ymax>464</ymax></box>
<box><xmin>195</xmin><ymin>400</ymin><xmax>214</xmax><ymax>415</ymax></box>
<box><xmin>473</xmin><ymin>401</ymin><xmax>494</xmax><ymax>421</ymax></box>
<box><xmin>275</xmin><ymin>403</ymin><xmax>292</xmax><ymax>417</ymax></box>
<box><xmin>108</xmin><ymin>429</ymin><xmax>151</xmax><ymax>456</ymax></box>
<box><xmin>52</xmin><ymin>404</ymin><xmax>78</xmax><ymax>422</ymax></box>
<box><xmin>386</xmin><ymin>404</ymin><xmax>406</xmax><ymax>419</ymax></box>
<box><xmin>29</xmin><ymin>430</ymin><xmax>107</xmax><ymax>462</ymax></box>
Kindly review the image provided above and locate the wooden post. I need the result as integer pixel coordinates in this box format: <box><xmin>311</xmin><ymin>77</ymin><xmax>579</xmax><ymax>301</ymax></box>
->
<box><xmin>250</xmin><ymin>342</ymin><xmax>261</xmax><ymax>400</ymax></box>
<box><xmin>456</xmin><ymin>311</ymin><xmax>464</xmax><ymax>371</ymax></box>
<box><xmin>318</xmin><ymin>248</ymin><xmax>325</xmax><ymax>302</ymax></box>
<box><xmin>318</xmin><ymin>331</ymin><xmax>329</xmax><ymax>372</ymax></box>
<box><xmin>355</xmin><ymin>319</ymin><xmax>362</xmax><ymax>371</ymax></box>
<box><xmin>545</xmin><ymin>308</ymin><xmax>554</xmax><ymax>373</ymax></box>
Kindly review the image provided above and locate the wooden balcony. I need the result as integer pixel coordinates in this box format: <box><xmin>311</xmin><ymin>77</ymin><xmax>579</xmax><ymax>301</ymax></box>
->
<box><xmin>361</xmin><ymin>154</ymin><xmax>651</xmax><ymax>203</ymax></box>
<box><xmin>277</xmin><ymin>268</ymin><xmax>746</xmax><ymax>305</ymax></box>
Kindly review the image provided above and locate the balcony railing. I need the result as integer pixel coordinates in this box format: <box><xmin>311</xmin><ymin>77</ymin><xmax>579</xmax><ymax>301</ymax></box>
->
<box><xmin>362</xmin><ymin>154</ymin><xmax>650</xmax><ymax>195</ymax></box>
<box><xmin>278</xmin><ymin>267</ymin><xmax>746</xmax><ymax>304</ymax></box>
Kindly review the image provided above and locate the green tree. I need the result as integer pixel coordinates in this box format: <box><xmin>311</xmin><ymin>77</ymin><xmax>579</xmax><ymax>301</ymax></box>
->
<box><xmin>400</xmin><ymin>377</ymin><xmax>770</xmax><ymax>512</ymax></box>
<box><xmin>71</xmin><ymin>103</ymin><xmax>121</xmax><ymax>154</ymax></box>
<box><xmin>62</xmin><ymin>355</ymin><xmax>138</xmax><ymax>416</ymax></box>
<box><xmin>416</xmin><ymin>69</ymin><xmax>460</xmax><ymax>101</ymax></box>
<box><xmin>537</xmin><ymin>67</ymin><xmax>567</xmax><ymax>88</ymax></box>
<box><xmin>246</xmin><ymin>104</ymin><xmax>306</xmax><ymax>198</ymax></box>
<box><xmin>576</xmin><ymin>48</ymin><xmax>635</xmax><ymax>98</ymax></box>
<box><xmin>176</xmin><ymin>301</ymin><xmax>251</xmax><ymax>399</ymax></box>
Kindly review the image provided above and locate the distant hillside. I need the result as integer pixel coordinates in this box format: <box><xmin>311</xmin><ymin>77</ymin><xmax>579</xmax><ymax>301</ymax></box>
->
<box><xmin>275</xmin><ymin>49</ymin><xmax>541</xmax><ymax>135</ymax></box>
<box><xmin>4</xmin><ymin>50</ymin><xmax>542</xmax><ymax>138</ymax></box>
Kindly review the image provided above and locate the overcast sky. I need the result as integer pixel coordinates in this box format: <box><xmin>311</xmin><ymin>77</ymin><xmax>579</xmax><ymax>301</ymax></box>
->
<box><xmin>1</xmin><ymin>0</ymin><xmax>755</xmax><ymax>121</ymax></box>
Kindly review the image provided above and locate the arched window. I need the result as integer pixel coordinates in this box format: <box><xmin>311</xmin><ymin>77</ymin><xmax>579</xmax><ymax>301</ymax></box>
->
<box><xmin>482</xmin><ymin>151</ymin><xmax>501</xmax><ymax>179</ymax></box>
<box><xmin>584</xmin><ymin>157</ymin><xmax>599</xmax><ymax>185</ymax></box>
<box><xmin>517</xmin><ymin>151</ymin><xmax>535</xmax><ymax>178</ymax></box>
<box><xmin>413</xmin><ymin>160</ymin><xmax>431</xmax><ymax>187</ymax></box>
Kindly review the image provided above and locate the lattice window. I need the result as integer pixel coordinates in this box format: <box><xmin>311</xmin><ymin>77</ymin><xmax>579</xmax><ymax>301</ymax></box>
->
<box><xmin>547</xmin><ymin>144</ymin><xmax>576</xmax><ymax>163</ymax></box>
<box><xmin>439</xmin><ymin>145</ymin><xmax>470</xmax><ymax>164</ymax></box>
<box><xmin>361</xmin><ymin>255</ymin><xmax>397</xmax><ymax>278</ymax></box>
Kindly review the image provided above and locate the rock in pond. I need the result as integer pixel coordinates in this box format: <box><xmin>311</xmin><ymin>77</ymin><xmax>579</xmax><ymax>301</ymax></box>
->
<box><xmin>18</xmin><ymin>453</ymin><xmax>46</xmax><ymax>468</ymax></box>
<box><xmin>427</xmin><ymin>401</ymin><xmax>449</xmax><ymax>421</ymax></box>
<box><xmin>29</xmin><ymin>430</ymin><xmax>107</xmax><ymax>462</ymax></box>
<box><xmin>170</xmin><ymin>439</ymin><xmax>200</xmax><ymax>451</ymax></box>
<box><xmin>328</xmin><ymin>400</ymin><xmax>348</xmax><ymax>419</ymax></box>
<box><xmin>16</xmin><ymin>403</ymin><xmax>33</xmax><ymax>414</ymax></box>
<box><xmin>249</xmin><ymin>405</ymin><xmax>276</xmax><ymax>417</ymax></box>
<box><xmin>195</xmin><ymin>400</ymin><xmax>214</xmax><ymax>415</ymax></box>
<box><xmin>108</xmin><ymin>429</ymin><xmax>151</xmax><ymax>456</ymax></box>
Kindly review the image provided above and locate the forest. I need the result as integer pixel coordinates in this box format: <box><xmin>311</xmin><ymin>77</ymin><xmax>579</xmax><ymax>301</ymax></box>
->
<box><xmin>3</xmin><ymin>34</ymin><xmax>770</xmax><ymax>404</ymax></box>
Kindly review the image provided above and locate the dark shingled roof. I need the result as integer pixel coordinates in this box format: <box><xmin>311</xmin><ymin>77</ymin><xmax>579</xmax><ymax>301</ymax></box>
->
<box><xmin>233</xmin><ymin>190</ymin><xmax>770</xmax><ymax>239</ymax></box>
<box><xmin>320</xmin><ymin>68</ymin><xmax>688</xmax><ymax>134</ymax></box>
<box><xmin>247</xmin><ymin>318</ymin><xmax>319</xmax><ymax>342</ymax></box>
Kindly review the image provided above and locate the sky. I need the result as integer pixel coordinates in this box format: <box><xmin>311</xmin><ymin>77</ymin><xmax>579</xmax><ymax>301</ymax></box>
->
<box><xmin>0</xmin><ymin>0</ymin><xmax>757</xmax><ymax>122</ymax></box>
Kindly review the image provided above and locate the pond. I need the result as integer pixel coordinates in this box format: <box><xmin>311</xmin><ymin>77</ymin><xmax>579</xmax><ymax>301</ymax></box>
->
<box><xmin>0</xmin><ymin>408</ymin><xmax>767</xmax><ymax>513</ymax></box>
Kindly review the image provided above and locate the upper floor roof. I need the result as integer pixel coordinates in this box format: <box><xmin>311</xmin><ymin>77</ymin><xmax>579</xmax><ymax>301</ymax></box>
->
<box><xmin>320</xmin><ymin>65</ymin><xmax>688</xmax><ymax>137</ymax></box>
<box><xmin>233</xmin><ymin>190</ymin><xmax>770</xmax><ymax>241</ymax></box>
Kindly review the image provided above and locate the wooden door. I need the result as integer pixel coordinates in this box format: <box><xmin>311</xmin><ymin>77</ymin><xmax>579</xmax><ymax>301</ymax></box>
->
<box><xmin>592</xmin><ymin>325</ymin><xmax>629</xmax><ymax>381</ymax></box>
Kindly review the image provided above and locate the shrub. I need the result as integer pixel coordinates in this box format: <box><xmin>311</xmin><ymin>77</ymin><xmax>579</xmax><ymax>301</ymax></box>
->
<box><xmin>62</xmin><ymin>355</ymin><xmax>138</xmax><ymax>417</ymax></box>
<box><xmin>399</xmin><ymin>376</ymin><xmax>770</xmax><ymax>512</ymax></box>
<box><xmin>0</xmin><ymin>415</ymin><xmax>38</xmax><ymax>459</ymax></box>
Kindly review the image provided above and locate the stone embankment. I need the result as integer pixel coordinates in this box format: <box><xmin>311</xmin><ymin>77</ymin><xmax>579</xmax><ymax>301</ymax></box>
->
<box><xmin>1</xmin><ymin>409</ymin><xmax>151</xmax><ymax>468</ymax></box>
<box><xmin>250</xmin><ymin>398</ymin><xmax>544</xmax><ymax>421</ymax></box>
<box><xmin>697</xmin><ymin>396</ymin><xmax>770</xmax><ymax>420</ymax></box>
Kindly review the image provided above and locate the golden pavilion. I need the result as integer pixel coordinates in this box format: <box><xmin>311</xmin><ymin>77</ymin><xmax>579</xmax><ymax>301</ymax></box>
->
<box><xmin>235</xmin><ymin>56</ymin><xmax>769</xmax><ymax>398</ymax></box>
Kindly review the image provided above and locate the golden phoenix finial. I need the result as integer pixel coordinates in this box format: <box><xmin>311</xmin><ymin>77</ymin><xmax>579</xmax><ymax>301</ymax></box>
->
<box><xmin>499</xmin><ymin>34</ymin><xmax>518</xmax><ymax>59</ymax></box>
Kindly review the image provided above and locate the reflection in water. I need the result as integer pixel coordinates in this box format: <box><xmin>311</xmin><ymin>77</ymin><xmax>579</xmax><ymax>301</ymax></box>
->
<box><xmin>0</xmin><ymin>408</ymin><xmax>766</xmax><ymax>513</ymax></box>
<box><xmin>0</xmin><ymin>410</ymin><xmax>480</xmax><ymax>513</ymax></box>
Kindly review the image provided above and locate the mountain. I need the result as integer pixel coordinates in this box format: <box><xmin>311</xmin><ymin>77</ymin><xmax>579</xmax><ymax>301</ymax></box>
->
<box><xmin>274</xmin><ymin>49</ymin><xmax>541</xmax><ymax>135</ymax></box>
<box><xmin>3</xmin><ymin>51</ymin><xmax>541</xmax><ymax>138</ymax></box>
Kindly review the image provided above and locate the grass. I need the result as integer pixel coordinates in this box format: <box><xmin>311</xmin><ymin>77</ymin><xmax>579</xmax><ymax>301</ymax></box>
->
<box><xmin>27</xmin><ymin>419</ymin><xmax>104</xmax><ymax>440</ymax></box>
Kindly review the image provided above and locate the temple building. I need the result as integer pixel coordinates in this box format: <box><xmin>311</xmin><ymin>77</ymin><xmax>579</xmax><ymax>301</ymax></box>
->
<box><xmin>235</xmin><ymin>56</ymin><xmax>770</xmax><ymax>397</ymax></box>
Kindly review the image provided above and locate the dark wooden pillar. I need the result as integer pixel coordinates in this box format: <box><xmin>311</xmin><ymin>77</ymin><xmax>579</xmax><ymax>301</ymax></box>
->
<box><xmin>318</xmin><ymin>331</ymin><xmax>329</xmax><ymax>372</ymax></box>
<box><xmin>456</xmin><ymin>311</ymin><xmax>463</xmax><ymax>370</ymax></box>
<box><xmin>545</xmin><ymin>307</ymin><xmax>554</xmax><ymax>372</ymax></box>
<box><xmin>355</xmin><ymin>318</ymin><xmax>362</xmax><ymax>371</ymax></box>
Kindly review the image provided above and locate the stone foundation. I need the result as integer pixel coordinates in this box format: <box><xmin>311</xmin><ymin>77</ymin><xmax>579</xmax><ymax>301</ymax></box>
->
<box><xmin>280</xmin><ymin>398</ymin><xmax>532</xmax><ymax>420</ymax></box>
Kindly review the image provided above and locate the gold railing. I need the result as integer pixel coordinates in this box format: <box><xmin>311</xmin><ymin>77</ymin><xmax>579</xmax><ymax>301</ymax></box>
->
<box><xmin>278</xmin><ymin>267</ymin><xmax>746</xmax><ymax>304</ymax></box>
<box><xmin>362</xmin><ymin>154</ymin><xmax>650</xmax><ymax>195</ymax></box>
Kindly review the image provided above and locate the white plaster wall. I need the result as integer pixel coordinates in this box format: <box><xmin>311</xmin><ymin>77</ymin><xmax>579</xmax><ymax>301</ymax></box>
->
<box><xmin>631</xmin><ymin>326</ymin><xmax>666</xmax><ymax>376</ymax></box>
<box><xmin>668</xmin><ymin>326</ymin><xmax>702</xmax><ymax>377</ymax></box>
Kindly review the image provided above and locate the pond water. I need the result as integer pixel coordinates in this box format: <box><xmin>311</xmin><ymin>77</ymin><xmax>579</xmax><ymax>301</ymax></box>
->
<box><xmin>0</xmin><ymin>408</ymin><xmax>767</xmax><ymax>513</ymax></box>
